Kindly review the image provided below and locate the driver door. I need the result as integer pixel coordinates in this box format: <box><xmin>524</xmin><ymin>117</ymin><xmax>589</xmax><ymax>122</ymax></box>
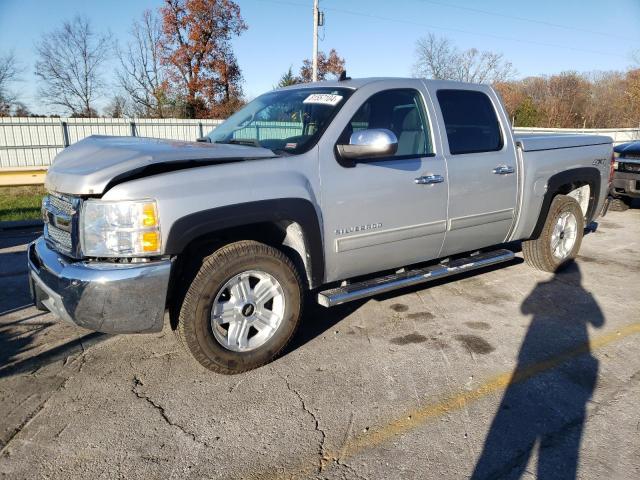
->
<box><xmin>319</xmin><ymin>85</ymin><xmax>449</xmax><ymax>282</ymax></box>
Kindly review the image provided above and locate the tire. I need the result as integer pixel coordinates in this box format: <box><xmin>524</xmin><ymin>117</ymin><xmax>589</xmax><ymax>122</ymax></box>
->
<box><xmin>609</xmin><ymin>197</ymin><xmax>630</xmax><ymax>212</ymax></box>
<box><xmin>176</xmin><ymin>240</ymin><xmax>303</xmax><ymax>374</ymax></box>
<box><xmin>522</xmin><ymin>195</ymin><xmax>585</xmax><ymax>273</ymax></box>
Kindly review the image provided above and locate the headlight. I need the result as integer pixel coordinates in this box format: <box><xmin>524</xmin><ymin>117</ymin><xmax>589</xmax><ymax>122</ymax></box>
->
<box><xmin>613</xmin><ymin>151</ymin><xmax>620</xmax><ymax>159</ymax></box>
<box><xmin>80</xmin><ymin>199</ymin><xmax>161</xmax><ymax>257</ymax></box>
<box><xmin>613</xmin><ymin>160</ymin><xmax>619</xmax><ymax>170</ymax></box>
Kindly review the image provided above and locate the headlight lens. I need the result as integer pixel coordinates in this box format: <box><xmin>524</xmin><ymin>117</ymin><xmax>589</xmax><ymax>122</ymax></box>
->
<box><xmin>81</xmin><ymin>199</ymin><xmax>161</xmax><ymax>257</ymax></box>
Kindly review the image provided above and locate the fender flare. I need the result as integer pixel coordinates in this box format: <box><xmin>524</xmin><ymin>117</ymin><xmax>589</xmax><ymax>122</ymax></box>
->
<box><xmin>164</xmin><ymin>198</ymin><xmax>324</xmax><ymax>287</ymax></box>
<box><xmin>530</xmin><ymin>167</ymin><xmax>601</xmax><ymax>239</ymax></box>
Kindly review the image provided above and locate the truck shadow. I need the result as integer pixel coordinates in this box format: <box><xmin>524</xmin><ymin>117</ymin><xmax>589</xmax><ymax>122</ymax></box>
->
<box><xmin>470</xmin><ymin>262</ymin><xmax>603</xmax><ymax>479</ymax></box>
<box><xmin>0</xmin><ymin>234</ymin><xmax>109</xmax><ymax>378</ymax></box>
<box><xmin>286</xmin><ymin>252</ymin><xmax>523</xmax><ymax>355</ymax></box>
<box><xmin>0</xmin><ymin>228</ymin><xmax>42</xmax><ymax>312</ymax></box>
<box><xmin>627</xmin><ymin>197</ymin><xmax>640</xmax><ymax>209</ymax></box>
<box><xmin>0</xmin><ymin>227</ymin><xmax>41</xmax><ymax>250</ymax></box>
<box><xmin>0</xmin><ymin>326</ymin><xmax>108</xmax><ymax>378</ymax></box>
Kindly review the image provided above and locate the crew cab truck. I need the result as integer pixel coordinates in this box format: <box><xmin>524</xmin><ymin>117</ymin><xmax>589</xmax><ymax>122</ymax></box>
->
<box><xmin>29</xmin><ymin>78</ymin><xmax>613</xmax><ymax>374</ymax></box>
<box><xmin>610</xmin><ymin>140</ymin><xmax>640</xmax><ymax>211</ymax></box>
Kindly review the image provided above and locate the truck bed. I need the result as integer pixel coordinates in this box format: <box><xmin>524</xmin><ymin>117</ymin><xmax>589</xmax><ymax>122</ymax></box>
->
<box><xmin>514</xmin><ymin>133</ymin><xmax>612</xmax><ymax>152</ymax></box>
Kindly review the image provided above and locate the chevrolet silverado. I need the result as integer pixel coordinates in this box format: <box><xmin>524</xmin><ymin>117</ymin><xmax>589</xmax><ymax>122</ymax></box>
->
<box><xmin>29</xmin><ymin>78</ymin><xmax>614</xmax><ymax>373</ymax></box>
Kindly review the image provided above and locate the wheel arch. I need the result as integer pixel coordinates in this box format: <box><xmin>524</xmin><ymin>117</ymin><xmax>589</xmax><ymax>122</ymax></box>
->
<box><xmin>529</xmin><ymin>167</ymin><xmax>601</xmax><ymax>240</ymax></box>
<box><xmin>164</xmin><ymin>198</ymin><xmax>325</xmax><ymax>289</ymax></box>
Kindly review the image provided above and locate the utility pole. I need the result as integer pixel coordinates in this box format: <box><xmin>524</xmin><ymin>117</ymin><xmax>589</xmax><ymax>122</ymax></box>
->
<box><xmin>312</xmin><ymin>0</ymin><xmax>319</xmax><ymax>82</ymax></box>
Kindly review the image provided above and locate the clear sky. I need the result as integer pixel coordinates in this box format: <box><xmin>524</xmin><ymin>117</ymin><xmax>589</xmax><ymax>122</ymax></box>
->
<box><xmin>1</xmin><ymin>0</ymin><xmax>639</xmax><ymax>115</ymax></box>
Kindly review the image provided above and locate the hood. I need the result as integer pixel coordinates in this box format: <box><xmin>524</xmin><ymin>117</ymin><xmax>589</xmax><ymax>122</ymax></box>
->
<box><xmin>45</xmin><ymin>135</ymin><xmax>277</xmax><ymax>195</ymax></box>
<box><xmin>614</xmin><ymin>141</ymin><xmax>640</xmax><ymax>155</ymax></box>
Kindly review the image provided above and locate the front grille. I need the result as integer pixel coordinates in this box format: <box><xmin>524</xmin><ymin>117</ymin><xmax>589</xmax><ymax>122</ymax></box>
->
<box><xmin>621</xmin><ymin>153</ymin><xmax>640</xmax><ymax>160</ymax></box>
<box><xmin>48</xmin><ymin>194</ymin><xmax>76</xmax><ymax>216</ymax></box>
<box><xmin>619</xmin><ymin>162</ymin><xmax>640</xmax><ymax>174</ymax></box>
<box><xmin>46</xmin><ymin>224</ymin><xmax>73</xmax><ymax>250</ymax></box>
<box><xmin>43</xmin><ymin>193</ymin><xmax>82</xmax><ymax>257</ymax></box>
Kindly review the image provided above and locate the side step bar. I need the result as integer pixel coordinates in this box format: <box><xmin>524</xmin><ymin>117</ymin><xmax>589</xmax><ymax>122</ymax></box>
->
<box><xmin>317</xmin><ymin>249</ymin><xmax>515</xmax><ymax>307</ymax></box>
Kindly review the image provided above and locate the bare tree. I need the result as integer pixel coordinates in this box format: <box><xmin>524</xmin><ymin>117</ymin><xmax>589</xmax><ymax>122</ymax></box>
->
<box><xmin>413</xmin><ymin>33</ymin><xmax>515</xmax><ymax>84</ymax></box>
<box><xmin>412</xmin><ymin>34</ymin><xmax>458</xmax><ymax>80</ymax></box>
<box><xmin>0</xmin><ymin>51</ymin><xmax>22</xmax><ymax>116</ymax></box>
<box><xmin>117</xmin><ymin>10</ymin><xmax>169</xmax><ymax>117</ymax></box>
<box><xmin>13</xmin><ymin>102</ymin><xmax>31</xmax><ymax>117</ymax></box>
<box><xmin>35</xmin><ymin>16</ymin><xmax>110</xmax><ymax>116</ymax></box>
<box><xmin>104</xmin><ymin>94</ymin><xmax>129</xmax><ymax>118</ymax></box>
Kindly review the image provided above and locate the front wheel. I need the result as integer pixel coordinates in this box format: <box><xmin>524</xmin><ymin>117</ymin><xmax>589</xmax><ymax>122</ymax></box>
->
<box><xmin>522</xmin><ymin>194</ymin><xmax>584</xmax><ymax>273</ymax></box>
<box><xmin>176</xmin><ymin>240</ymin><xmax>303</xmax><ymax>374</ymax></box>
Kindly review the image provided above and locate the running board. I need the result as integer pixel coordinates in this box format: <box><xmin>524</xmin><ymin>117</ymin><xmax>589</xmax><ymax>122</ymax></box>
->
<box><xmin>317</xmin><ymin>249</ymin><xmax>515</xmax><ymax>307</ymax></box>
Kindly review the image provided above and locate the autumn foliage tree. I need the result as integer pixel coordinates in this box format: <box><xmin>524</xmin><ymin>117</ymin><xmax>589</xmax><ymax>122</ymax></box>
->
<box><xmin>495</xmin><ymin>69</ymin><xmax>640</xmax><ymax>128</ymax></box>
<box><xmin>160</xmin><ymin>0</ymin><xmax>247</xmax><ymax>118</ymax></box>
<box><xmin>275</xmin><ymin>49</ymin><xmax>346</xmax><ymax>88</ymax></box>
<box><xmin>299</xmin><ymin>49</ymin><xmax>345</xmax><ymax>82</ymax></box>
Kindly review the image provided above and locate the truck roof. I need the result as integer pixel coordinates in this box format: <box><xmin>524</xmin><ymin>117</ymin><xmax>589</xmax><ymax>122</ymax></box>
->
<box><xmin>278</xmin><ymin>77</ymin><xmax>491</xmax><ymax>91</ymax></box>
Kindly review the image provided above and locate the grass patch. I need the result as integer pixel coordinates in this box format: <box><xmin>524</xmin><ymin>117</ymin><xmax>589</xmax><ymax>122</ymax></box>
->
<box><xmin>0</xmin><ymin>185</ymin><xmax>45</xmax><ymax>222</ymax></box>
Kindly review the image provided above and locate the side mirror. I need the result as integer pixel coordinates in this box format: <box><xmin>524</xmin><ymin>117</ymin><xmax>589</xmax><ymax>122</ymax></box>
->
<box><xmin>337</xmin><ymin>129</ymin><xmax>398</xmax><ymax>160</ymax></box>
<box><xmin>196</xmin><ymin>136</ymin><xmax>211</xmax><ymax>143</ymax></box>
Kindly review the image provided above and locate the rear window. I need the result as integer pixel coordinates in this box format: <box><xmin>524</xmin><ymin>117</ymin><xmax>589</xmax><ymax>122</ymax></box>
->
<box><xmin>436</xmin><ymin>89</ymin><xmax>503</xmax><ymax>155</ymax></box>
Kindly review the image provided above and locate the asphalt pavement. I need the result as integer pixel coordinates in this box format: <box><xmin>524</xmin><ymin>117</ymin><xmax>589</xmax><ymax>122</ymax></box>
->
<box><xmin>1</xmin><ymin>207</ymin><xmax>639</xmax><ymax>479</ymax></box>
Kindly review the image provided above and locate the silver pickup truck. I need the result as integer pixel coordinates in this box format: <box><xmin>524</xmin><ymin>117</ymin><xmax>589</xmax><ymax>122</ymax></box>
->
<box><xmin>29</xmin><ymin>78</ymin><xmax>613</xmax><ymax>373</ymax></box>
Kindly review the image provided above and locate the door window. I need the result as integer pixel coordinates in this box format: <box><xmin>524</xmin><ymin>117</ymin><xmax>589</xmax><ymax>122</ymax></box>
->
<box><xmin>437</xmin><ymin>89</ymin><xmax>503</xmax><ymax>155</ymax></box>
<box><xmin>340</xmin><ymin>89</ymin><xmax>433</xmax><ymax>157</ymax></box>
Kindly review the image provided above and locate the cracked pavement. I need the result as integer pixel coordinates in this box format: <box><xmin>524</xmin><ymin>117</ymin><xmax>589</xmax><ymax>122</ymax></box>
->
<box><xmin>1</xmin><ymin>205</ymin><xmax>640</xmax><ymax>479</ymax></box>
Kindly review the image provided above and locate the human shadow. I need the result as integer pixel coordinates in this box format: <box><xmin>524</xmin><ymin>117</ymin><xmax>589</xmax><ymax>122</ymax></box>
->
<box><xmin>471</xmin><ymin>262</ymin><xmax>604</xmax><ymax>479</ymax></box>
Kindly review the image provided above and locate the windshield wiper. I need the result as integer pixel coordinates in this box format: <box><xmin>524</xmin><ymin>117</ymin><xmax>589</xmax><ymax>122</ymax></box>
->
<box><xmin>216</xmin><ymin>138</ymin><xmax>262</xmax><ymax>148</ymax></box>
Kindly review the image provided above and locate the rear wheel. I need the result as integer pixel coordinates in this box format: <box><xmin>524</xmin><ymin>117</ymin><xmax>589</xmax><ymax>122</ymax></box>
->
<box><xmin>176</xmin><ymin>240</ymin><xmax>303</xmax><ymax>374</ymax></box>
<box><xmin>522</xmin><ymin>195</ymin><xmax>584</xmax><ymax>273</ymax></box>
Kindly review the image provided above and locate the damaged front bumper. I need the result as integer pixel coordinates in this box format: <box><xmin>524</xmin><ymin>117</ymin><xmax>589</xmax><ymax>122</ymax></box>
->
<box><xmin>28</xmin><ymin>236</ymin><xmax>172</xmax><ymax>334</ymax></box>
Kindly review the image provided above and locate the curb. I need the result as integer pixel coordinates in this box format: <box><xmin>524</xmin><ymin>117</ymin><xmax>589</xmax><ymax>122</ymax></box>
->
<box><xmin>0</xmin><ymin>219</ymin><xmax>43</xmax><ymax>231</ymax></box>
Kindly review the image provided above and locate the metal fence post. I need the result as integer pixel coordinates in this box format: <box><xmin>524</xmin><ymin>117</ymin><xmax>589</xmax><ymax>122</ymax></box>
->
<box><xmin>61</xmin><ymin>121</ymin><xmax>70</xmax><ymax>148</ymax></box>
<box><xmin>198</xmin><ymin>122</ymin><xmax>203</xmax><ymax>139</ymax></box>
<box><xmin>130</xmin><ymin>121</ymin><xmax>137</xmax><ymax>137</ymax></box>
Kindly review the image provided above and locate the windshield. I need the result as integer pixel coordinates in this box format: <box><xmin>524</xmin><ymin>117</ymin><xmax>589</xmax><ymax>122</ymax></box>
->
<box><xmin>207</xmin><ymin>87</ymin><xmax>353</xmax><ymax>155</ymax></box>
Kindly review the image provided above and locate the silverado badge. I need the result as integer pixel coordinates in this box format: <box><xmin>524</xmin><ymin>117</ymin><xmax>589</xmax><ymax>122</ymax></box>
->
<box><xmin>334</xmin><ymin>223</ymin><xmax>382</xmax><ymax>236</ymax></box>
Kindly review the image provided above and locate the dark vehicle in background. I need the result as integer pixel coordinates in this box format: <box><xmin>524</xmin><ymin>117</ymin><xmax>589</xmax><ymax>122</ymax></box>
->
<box><xmin>611</xmin><ymin>141</ymin><xmax>640</xmax><ymax>211</ymax></box>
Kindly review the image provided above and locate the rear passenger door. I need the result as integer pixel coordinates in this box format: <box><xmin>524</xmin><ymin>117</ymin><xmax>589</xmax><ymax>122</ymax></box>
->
<box><xmin>434</xmin><ymin>88</ymin><xmax>518</xmax><ymax>256</ymax></box>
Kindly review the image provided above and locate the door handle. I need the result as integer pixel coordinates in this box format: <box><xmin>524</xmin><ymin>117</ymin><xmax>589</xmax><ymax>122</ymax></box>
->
<box><xmin>414</xmin><ymin>174</ymin><xmax>445</xmax><ymax>185</ymax></box>
<box><xmin>493</xmin><ymin>165</ymin><xmax>515</xmax><ymax>175</ymax></box>
<box><xmin>493</xmin><ymin>165</ymin><xmax>516</xmax><ymax>175</ymax></box>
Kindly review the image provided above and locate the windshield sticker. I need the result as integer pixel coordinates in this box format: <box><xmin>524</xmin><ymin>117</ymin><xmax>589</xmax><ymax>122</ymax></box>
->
<box><xmin>303</xmin><ymin>93</ymin><xmax>343</xmax><ymax>106</ymax></box>
<box><xmin>285</xmin><ymin>142</ymin><xmax>297</xmax><ymax>149</ymax></box>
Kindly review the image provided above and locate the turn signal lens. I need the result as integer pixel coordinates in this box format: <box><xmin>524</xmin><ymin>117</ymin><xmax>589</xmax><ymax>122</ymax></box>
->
<box><xmin>142</xmin><ymin>203</ymin><xmax>158</xmax><ymax>227</ymax></box>
<box><xmin>141</xmin><ymin>231</ymin><xmax>160</xmax><ymax>252</ymax></box>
